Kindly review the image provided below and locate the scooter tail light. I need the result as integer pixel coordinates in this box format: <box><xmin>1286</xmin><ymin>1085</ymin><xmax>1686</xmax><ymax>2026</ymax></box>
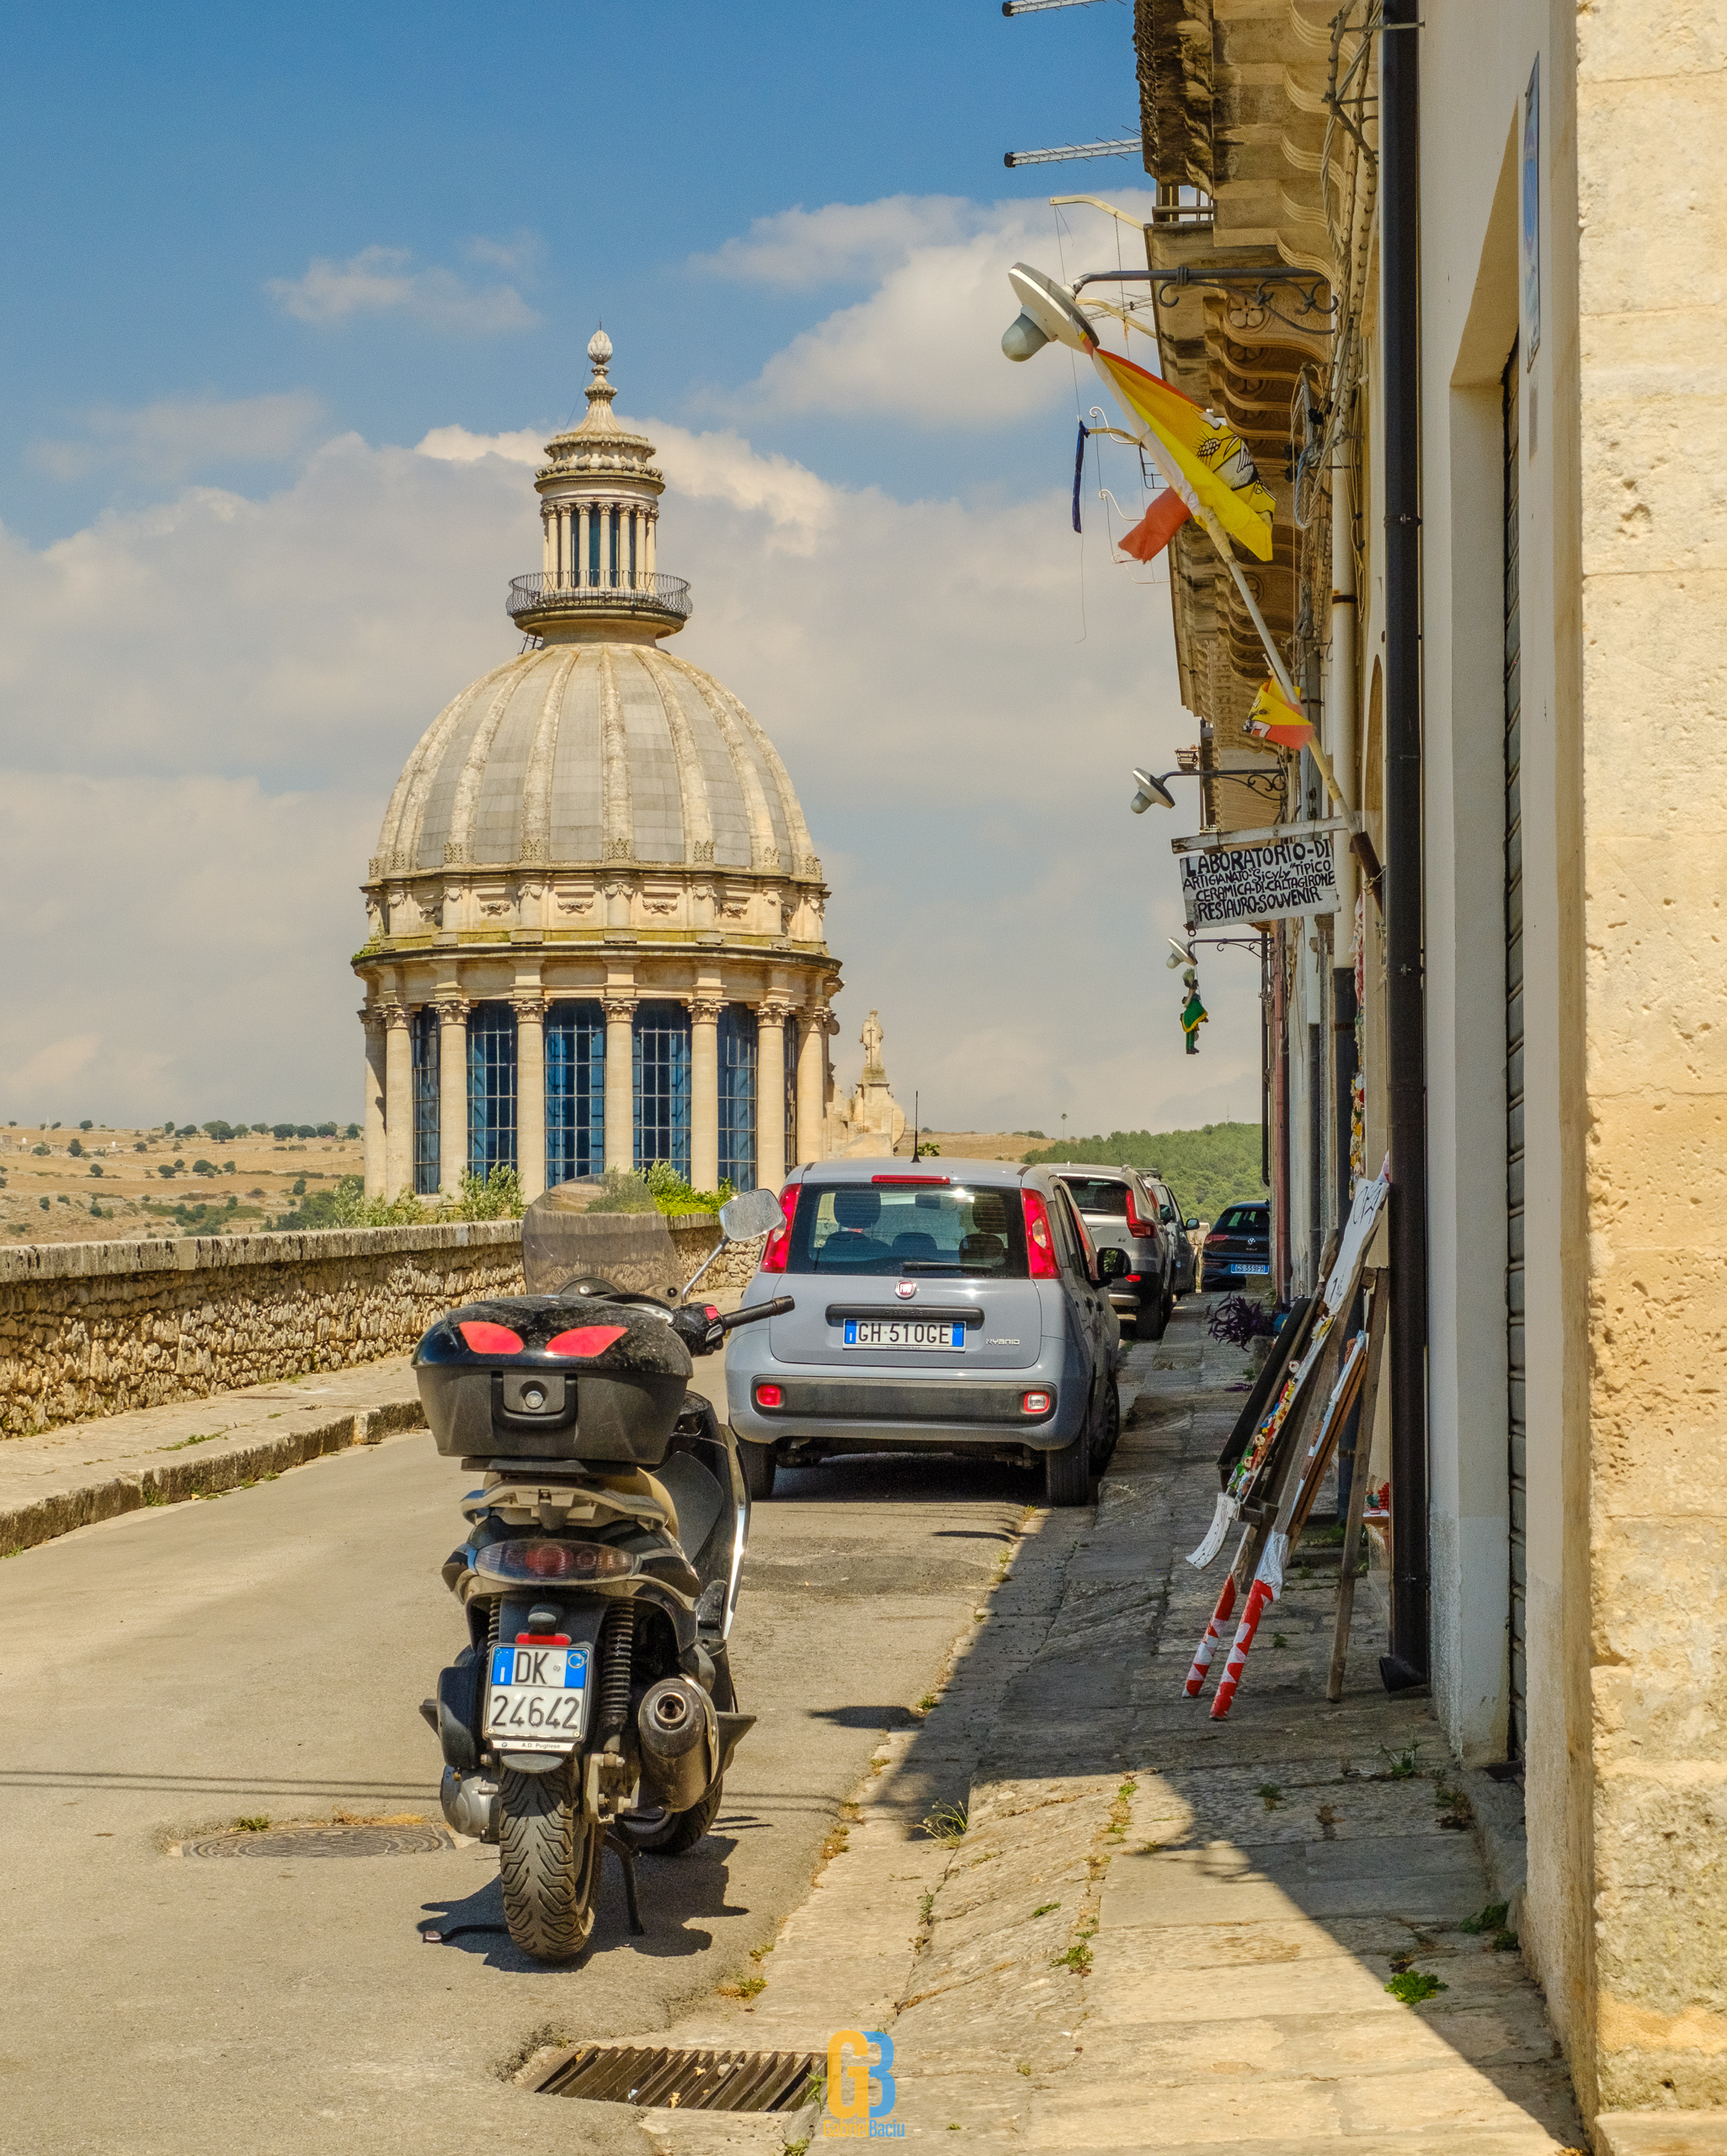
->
<box><xmin>474</xmin><ymin>1540</ymin><xmax>634</xmax><ymax>1583</ymax></box>
<box><xmin>1022</xmin><ymin>1190</ymin><xmax>1059</xmax><ymax>1279</ymax></box>
<box><xmin>759</xmin><ymin>1185</ymin><xmax>800</xmax><ymax>1274</ymax></box>
<box><xmin>544</xmin><ymin>1324</ymin><xmax>626</xmax><ymax>1358</ymax></box>
<box><xmin>458</xmin><ymin>1321</ymin><xmax>525</xmax><ymax>1355</ymax></box>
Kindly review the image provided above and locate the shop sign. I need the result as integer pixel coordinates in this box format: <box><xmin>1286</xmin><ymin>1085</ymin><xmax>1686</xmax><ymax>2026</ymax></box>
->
<box><xmin>1179</xmin><ymin>830</ymin><xmax>1341</xmax><ymax>928</ymax></box>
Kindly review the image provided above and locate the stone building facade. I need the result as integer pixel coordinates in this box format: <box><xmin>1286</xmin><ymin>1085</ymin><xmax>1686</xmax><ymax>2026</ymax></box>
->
<box><xmin>354</xmin><ymin>332</ymin><xmax>840</xmax><ymax>1200</ymax></box>
<box><xmin>1033</xmin><ymin>2</ymin><xmax>1727</xmax><ymax>2137</ymax></box>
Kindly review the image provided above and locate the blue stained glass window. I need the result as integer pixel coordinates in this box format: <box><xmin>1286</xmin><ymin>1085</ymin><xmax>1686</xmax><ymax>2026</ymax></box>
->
<box><xmin>718</xmin><ymin>1004</ymin><xmax>758</xmax><ymax>1191</ymax></box>
<box><xmin>545</xmin><ymin>1001</ymin><xmax>605</xmax><ymax>1185</ymax></box>
<box><xmin>467</xmin><ymin>1002</ymin><xmax>518</xmax><ymax>1178</ymax></box>
<box><xmin>410</xmin><ymin>1008</ymin><xmax>440</xmax><ymax>1196</ymax></box>
<box><xmin>632</xmin><ymin>1001</ymin><xmax>690</xmax><ymax>1179</ymax></box>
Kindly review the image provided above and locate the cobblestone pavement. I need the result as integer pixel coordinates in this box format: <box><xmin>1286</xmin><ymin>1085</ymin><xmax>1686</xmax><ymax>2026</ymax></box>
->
<box><xmin>612</xmin><ymin>1300</ymin><xmax>1586</xmax><ymax>2155</ymax></box>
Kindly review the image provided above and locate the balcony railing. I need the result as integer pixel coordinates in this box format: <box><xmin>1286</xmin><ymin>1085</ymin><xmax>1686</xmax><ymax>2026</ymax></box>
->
<box><xmin>507</xmin><ymin>571</ymin><xmax>693</xmax><ymax>622</ymax></box>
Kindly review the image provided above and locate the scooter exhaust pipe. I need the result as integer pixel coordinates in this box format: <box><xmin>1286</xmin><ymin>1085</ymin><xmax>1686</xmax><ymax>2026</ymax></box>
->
<box><xmin>440</xmin><ymin>1764</ymin><xmax>499</xmax><ymax>1843</ymax></box>
<box><xmin>637</xmin><ymin>1677</ymin><xmax>717</xmax><ymax>1815</ymax></box>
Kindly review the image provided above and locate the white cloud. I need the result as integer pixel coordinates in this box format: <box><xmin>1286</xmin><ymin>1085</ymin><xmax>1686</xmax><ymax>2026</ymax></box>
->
<box><xmin>692</xmin><ymin>195</ymin><xmax>985</xmax><ymax>287</ymax></box>
<box><xmin>712</xmin><ymin>191</ymin><xmax>1163</xmax><ymax>429</ymax></box>
<box><xmin>30</xmin><ymin>392</ymin><xmax>326</xmax><ymax>483</ymax></box>
<box><xmin>0</xmin><ymin>383</ymin><xmax>1256</xmax><ymax>1134</ymax></box>
<box><xmin>267</xmin><ymin>246</ymin><xmax>536</xmax><ymax>334</ymax></box>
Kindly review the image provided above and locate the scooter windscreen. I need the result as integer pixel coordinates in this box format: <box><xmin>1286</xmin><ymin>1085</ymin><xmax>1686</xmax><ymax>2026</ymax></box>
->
<box><xmin>521</xmin><ymin>1176</ymin><xmax>680</xmax><ymax>1299</ymax></box>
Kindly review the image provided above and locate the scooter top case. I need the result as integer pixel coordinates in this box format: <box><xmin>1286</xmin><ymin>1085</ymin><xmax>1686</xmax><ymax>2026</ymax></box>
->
<box><xmin>415</xmin><ymin>1294</ymin><xmax>691</xmax><ymax>1466</ymax></box>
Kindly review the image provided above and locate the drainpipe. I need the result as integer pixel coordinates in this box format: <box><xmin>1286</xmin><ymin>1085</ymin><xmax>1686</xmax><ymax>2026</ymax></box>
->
<box><xmin>1382</xmin><ymin>0</ymin><xmax>1430</xmax><ymax>1689</ymax></box>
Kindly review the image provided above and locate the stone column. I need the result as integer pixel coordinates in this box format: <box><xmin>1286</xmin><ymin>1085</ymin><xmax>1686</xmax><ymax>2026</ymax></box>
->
<box><xmin>756</xmin><ymin>1001</ymin><xmax>790</xmax><ymax>1190</ymax></box>
<box><xmin>383</xmin><ymin>1006</ymin><xmax>413</xmax><ymax>1197</ymax></box>
<box><xmin>603</xmin><ymin>995</ymin><xmax>636</xmax><ymax>1171</ymax></box>
<box><xmin>437</xmin><ymin>997</ymin><xmax>472</xmax><ymax>1194</ymax></box>
<box><xmin>578</xmin><ymin>505</ymin><xmax>590</xmax><ymax>588</ymax></box>
<box><xmin>513</xmin><ymin>995</ymin><xmax>548</xmax><ymax>1201</ymax></box>
<box><xmin>796</xmin><ymin>1005</ymin><xmax>827</xmax><ymax>1166</ymax></box>
<box><xmin>362</xmin><ymin>1009</ymin><xmax>388</xmax><ymax>1197</ymax></box>
<box><xmin>690</xmin><ymin>998</ymin><xmax>722</xmax><ymax>1192</ymax></box>
<box><xmin>542</xmin><ymin>507</ymin><xmax>556</xmax><ymax>579</ymax></box>
<box><xmin>644</xmin><ymin>512</ymin><xmax>656</xmax><ymax>579</ymax></box>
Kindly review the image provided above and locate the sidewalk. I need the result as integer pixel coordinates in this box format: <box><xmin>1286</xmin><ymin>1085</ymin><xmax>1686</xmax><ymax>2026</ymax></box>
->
<box><xmin>0</xmin><ymin>1357</ymin><xmax>425</xmax><ymax>1555</ymax></box>
<box><xmin>576</xmin><ymin>1301</ymin><xmax>1586</xmax><ymax>2155</ymax></box>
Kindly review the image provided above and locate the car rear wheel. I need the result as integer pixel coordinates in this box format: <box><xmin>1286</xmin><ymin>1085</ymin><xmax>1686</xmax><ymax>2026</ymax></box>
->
<box><xmin>1089</xmin><ymin>1378</ymin><xmax>1121</xmax><ymax>1474</ymax></box>
<box><xmin>1143</xmin><ymin>1289</ymin><xmax>1169</xmax><ymax>1342</ymax></box>
<box><xmin>738</xmin><ymin>1439</ymin><xmax>777</xmax><ymax>1502</ymax></box>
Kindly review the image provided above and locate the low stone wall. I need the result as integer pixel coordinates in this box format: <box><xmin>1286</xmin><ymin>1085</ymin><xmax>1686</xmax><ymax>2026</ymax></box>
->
<box><xmin>0</xmin><ymin>1223</ymin><xmax>525</xmax><ymax>1438</ymax></box>
<box><xmin>0</xmin><ymin>1215</ymin><xmax>769</xmax><ymax>1438</ymax></box>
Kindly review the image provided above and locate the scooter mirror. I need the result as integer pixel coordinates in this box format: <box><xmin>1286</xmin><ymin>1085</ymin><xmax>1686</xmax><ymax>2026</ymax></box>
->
<box><xmin>719</xmin><ymin>1187</ymin><xmax>784</xmax><ymax>1242</ymax></box>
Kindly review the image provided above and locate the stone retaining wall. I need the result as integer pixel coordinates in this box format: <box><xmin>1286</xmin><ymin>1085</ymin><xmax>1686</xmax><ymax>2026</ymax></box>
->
<box><xmin>0</xmin><ymin>1222</ymin><xmax>528</xmax><ymax>1438</ymax></box>
<box><xmin>0</xmin><ymin>1214</ymin><xmax>764</xmax><ymax>1438</ymax></box>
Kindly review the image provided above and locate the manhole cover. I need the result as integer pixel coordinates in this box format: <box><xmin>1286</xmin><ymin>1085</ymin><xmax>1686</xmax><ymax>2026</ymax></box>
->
<box><xmin>534</xmin><ymin>2044</ymin><xmax>818</xmax><ymax>2113</ymax></box>
<box><xmin>181</xmin><ymin>1824</ymin><xmax>451</xmax><ymax>1860</ymax></box>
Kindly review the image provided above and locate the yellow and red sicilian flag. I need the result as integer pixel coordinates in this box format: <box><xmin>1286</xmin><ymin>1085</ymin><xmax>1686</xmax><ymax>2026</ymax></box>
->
<box><xmin>1090</xmin><ymin>345</ymin><xmax>1276</xmax><ymax>563</ymax></box>
<box><xmin>1242</xmin><ymin>677</ymin><xmax>1314</xmax><ymax>750</ymax></box>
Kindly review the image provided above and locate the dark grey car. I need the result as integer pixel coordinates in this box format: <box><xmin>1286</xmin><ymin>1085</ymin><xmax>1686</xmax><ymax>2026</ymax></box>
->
<box><xmin>725</xmin><ymin>1159</ymin><xmax>1122</xmax><ymax>1507</ymax></box>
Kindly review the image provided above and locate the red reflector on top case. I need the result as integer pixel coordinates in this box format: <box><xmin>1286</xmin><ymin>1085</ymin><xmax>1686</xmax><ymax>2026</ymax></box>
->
<box><xmin>544</xmin><ymin>1325</ymin><xmax>627</xmax><ymax>1358</ymax></box>
<box><xmin>459</xmin><ymin>1321</ymin><xmax>525</xmax><ymax>1354</ymax></box>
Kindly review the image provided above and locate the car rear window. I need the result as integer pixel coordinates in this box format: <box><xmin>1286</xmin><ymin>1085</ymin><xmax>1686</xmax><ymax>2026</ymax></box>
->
<box><xmin>1214</xmin><ymin>1204</ymin><xmax>1270</xmax><ymax>1235</ymax></box>
<box><xmin>1058</xmin><ymin>1177</ymin><xmax>1128</xmax><ymax>1216</ymax></box>
<box><xmin>787</xmin><ymin>1181</ymin><xmax>1029</xmax><ymax>1278</ymax></box>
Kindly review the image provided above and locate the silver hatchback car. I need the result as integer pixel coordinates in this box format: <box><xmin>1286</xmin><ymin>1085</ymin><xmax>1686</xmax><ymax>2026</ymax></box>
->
<box><xmin>724</xmin><ymin>1159</ymin><xmax>1123</xmax><ymax>1508</ymax></box>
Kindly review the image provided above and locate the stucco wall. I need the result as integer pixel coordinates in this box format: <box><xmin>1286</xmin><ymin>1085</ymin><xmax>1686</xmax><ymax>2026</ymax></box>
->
<box><xmin>0</xmin><ymin>1214</ymin><xmax>755</xmax><ymax>1438</ymax></box>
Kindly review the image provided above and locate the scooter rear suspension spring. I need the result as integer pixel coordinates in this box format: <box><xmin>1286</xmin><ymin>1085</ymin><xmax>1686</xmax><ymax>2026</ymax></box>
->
<box><xmin>598</xmin><ymin>1603</ymin><xmax>636</xmax><ymax>1738</ymax></box>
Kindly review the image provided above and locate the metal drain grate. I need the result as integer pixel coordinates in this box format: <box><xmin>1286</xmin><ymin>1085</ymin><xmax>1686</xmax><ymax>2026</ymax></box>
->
<box><xmin>533</xmin><ymin>2044</ymin><xmax>818</xmax><ymax>2113</ymax></box>
<box><xmin>181</xmin><ymin>1824</ymin><xmax>451</xmax><ymax>1860</ymax></box>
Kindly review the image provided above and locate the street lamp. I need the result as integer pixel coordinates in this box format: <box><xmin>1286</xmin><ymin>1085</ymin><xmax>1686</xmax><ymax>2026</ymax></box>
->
<box><xmin>1127</xmin><ymin>764</ymin><xmax>1286</xmax><ymax>814</ymax></box>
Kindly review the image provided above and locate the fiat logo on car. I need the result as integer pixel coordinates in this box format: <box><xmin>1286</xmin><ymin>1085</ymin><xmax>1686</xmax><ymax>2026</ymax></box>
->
<box><xmin>894</xmin><ymin>1280</ymin><xmax>917</xmax><ymax>1300</ymax></box>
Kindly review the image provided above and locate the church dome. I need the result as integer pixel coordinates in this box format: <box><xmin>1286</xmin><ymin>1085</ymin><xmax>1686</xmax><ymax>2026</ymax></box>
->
<box><xmin>370</xmin><ymin>643</ymin><xmax>821</xmax><ymax>880</ymax></box>
<box><xmin>354</xmin><ymin>334</ymin><xmax>840</xmax><ymax>1210</ymax></box>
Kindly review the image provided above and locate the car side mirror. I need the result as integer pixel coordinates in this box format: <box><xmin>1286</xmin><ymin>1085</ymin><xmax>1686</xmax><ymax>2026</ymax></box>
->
<box><xmin>1184</xmin><ymin>1218</ymin><xmax>1200</xmax><ymax>1231</ymax></box>
<box><xmin>719</xmin><ymin>1187</ymin><xmax>784</xmax><ymax>1241</ymax></box>
<box><xmin>1095</xmin><ymin>1245</ymin><xmax>1130</xmax><ymax>1283</ymax></box>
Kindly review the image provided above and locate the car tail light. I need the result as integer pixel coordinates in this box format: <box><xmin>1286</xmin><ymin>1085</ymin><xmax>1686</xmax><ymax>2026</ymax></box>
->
<box><xmin>475</xmin><ymin>1540</ymin><xmax>634</xmax><ymax>1583</ymax></box>
<box><xmin>1021</xmin><ymin>1390</ymin><xmax>1053</xmax><ymax>1415</ymax></box>
<box><xmin>1125</xmin><ymin>1273</ymin><xmax>1142</xmax><ymax>1283</ymax></box>
<box><xmin>1022</xmin><ymin>1191</ymin><xmax>1059</xmax><ymax>1278</ymax></box>
<box><xmin>459</xmin><ymin>1321</ymin><xmax>524</xmax><ymax>1354</ymax></box>
<box><xmin>1123</xmin><ymin>1187</ymin><xmax>1154</xmax><ymax>1237</ymax></box>
<box><xmin>544</xmin><ymin>1324</ymin><xmax>626</xmax><ymax>1358</ymax></box>
<box><xmin>760</xmin><ymin>1186</ymin><xmax>800</xmax><ymax>1273</ymax></box>
<box><xmin>754</xmin><ymin>1381</ymin><xmax>784</xmax><ymax>1409</ymax></box>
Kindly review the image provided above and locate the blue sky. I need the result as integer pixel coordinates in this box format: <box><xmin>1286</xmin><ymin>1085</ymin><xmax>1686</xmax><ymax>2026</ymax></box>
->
<box><xmin>0</xmin><ymin>1</ymin><xmax>1268</xmax><ymax>1138</ymax></box>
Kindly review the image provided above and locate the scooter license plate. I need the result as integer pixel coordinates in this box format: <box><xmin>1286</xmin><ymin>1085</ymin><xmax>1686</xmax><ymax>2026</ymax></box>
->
<box><xmin>483</xmin><ymin>1643</ymin><xmax>590</xmax><ymax>1747</ymax></box>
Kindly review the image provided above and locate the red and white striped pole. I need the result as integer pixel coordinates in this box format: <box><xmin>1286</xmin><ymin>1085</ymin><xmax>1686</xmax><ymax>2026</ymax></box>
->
<box><xmin>1184</xmin><ymin>1574</ymin><xmax>1238</xmax><ymax>1696</ymax></box>
<box><xmin>1210</xmin><ymin>1578</ymin><xmax>1277</xmax><ymax>1720</ymax></box>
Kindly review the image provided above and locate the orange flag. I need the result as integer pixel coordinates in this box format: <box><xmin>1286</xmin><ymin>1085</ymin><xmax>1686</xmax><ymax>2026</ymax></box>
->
<box><xmin>1242</xmin><ymin>678</ymin><xmax>1314</xmax><ymax>750</ymax></box>
<box><xmin>1117</xmin><ymin>489</ymin><xmax>1192</xmax><ymax>563</ymax></box>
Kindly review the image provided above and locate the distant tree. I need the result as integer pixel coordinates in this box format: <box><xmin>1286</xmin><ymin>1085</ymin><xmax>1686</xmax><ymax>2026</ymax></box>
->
<box><xmin>296</xmin><ymin>1124</ymin><xmax>317</xmax><ymax>1139</ymax></box>
<box><xmin>176</xmin><ymin>1124</ymin><xmax>198</xmax><ymax>1138</ymax></box>
<box><xmin>163</xmin><ymin>1121</ymin><xmax>174</xmax><ymax>1134</ymax></box>
<box><xmin>221</xmin><ymin>1161</ymin><xmax>237</xmax><ymax>1174</ymax></box>
<box><xmin>67</xmin><ymin>1139</ymin><xmax>83</xmax><ymax>1157</ymax></box>
<box><xmin>88</xmin><ymin>1165</ymin><xmax>103</xmax><ymax>1178</ymax></box>
<box><xmin>192</xmin><ymin>1160</ymin><xmax>216</xmax><ymax>1176</ymax></box>
<box><xmin>252</xmin><ymin>1123</ymin><xmax>271</xmax><ymax>1134</ymax></box>
<box><xmin>202</xmin><ymin>1120</ymin><xmax>233</xmax><ymax>1143</ymax></box>
<box><xmin>344</xmin><ymin>1123</ymin><xmax>360</xmax><ymax>1139</ymax></box>
<box><xmin>38</xmin><ymin>1197</ymin><xmax>48</xmax><ymax>1210</ymax></box>
<box><xmin>271</xmin><ymin>1123</ymin><xmax>296</xmax><ymax>1139</ymax></box>
<box><xmin>78</xmin><ymin>1119</ymin><xmax>93</xmax><ymax>1131</ymax></box>
<box><xmin>31</xmin><ymin>1145</ymin><xmax>48</xmax><ymax>1157</ymax></box>
<box><xmin>291</xmin><ymin>1177</ymin><xmax>306</xmax><ymax>1196</ymax></box>
<box><xmin>158</xmin><ymin>1165</ymin><xmax>178</xmax><ymax>1179</ymax></box>
<box><xmin>315</xmin><ymin>1121</ymin><xmax>338</xmax><ymax>1138</ymax></box>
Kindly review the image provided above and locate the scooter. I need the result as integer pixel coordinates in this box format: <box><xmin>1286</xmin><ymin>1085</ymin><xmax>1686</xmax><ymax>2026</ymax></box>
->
<box><xmin>413</xmin><ymin>1183</ymin><xmax>790</xmax><ymax>1961</ymax></box>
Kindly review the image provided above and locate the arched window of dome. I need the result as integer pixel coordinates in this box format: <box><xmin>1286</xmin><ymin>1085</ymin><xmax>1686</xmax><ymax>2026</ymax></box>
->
<box><xmin>467</xmin><ymin>1003</ymin><xmax>518</xmax><ymax>1178</ymax></box>
<box><xmin>719</xmin><ymin>1005</ymin><xmax>758</xmax><ymax>1192</ymax></box>
<box><xmin>632</xmin><ymin>1001</ymin><xmax>691</xmax><ymax>1180</ymax></box>
<box><xmin>546</xmin><ymin>1001</ymin><xmax>605</xmax><ymax>1184</ymax></box>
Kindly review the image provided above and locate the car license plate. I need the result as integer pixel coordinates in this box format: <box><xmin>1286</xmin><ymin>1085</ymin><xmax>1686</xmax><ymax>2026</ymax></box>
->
<box><xmin>1230</xmin><ymin>1262</ymin><xmax>1269</xmax><ymax>1275</ymax></box>
<box><xmin>842</xmin><ymin>1318</ymin><xmax>964</xmax><ymax>1350</ymax></box>
<box><xmin>484</xmin><ymin>1642</ymin><xmax>590</xmax><ymax>1746</ymax></box>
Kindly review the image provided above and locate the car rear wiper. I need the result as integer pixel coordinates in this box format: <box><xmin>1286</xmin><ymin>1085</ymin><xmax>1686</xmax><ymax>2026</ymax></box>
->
<box><xmin>898</xmin><ymin>1260</ymin><xmax>962</xmax><ymax>1272</ymax></box>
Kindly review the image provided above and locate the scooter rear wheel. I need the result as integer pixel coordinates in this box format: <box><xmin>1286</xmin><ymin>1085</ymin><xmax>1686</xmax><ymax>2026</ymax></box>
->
<box><xmin>498</xmin><ymin>1759</ymin><xmax>600</xmax><ymax>1961</ymax></box>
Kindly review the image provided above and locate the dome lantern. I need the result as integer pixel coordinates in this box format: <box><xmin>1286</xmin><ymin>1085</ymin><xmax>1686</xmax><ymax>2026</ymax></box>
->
<box><xmin>507</xmin><ymin>330</ymin><xmax>690</xmax><ymax>643</ymax></box>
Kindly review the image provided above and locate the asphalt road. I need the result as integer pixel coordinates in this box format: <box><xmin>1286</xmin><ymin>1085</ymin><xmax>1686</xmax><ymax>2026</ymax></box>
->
<box><xmin>0</xmin><ymin>1349</ymin><xmax>1035</xmax><ymax>2156</ymax></box>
